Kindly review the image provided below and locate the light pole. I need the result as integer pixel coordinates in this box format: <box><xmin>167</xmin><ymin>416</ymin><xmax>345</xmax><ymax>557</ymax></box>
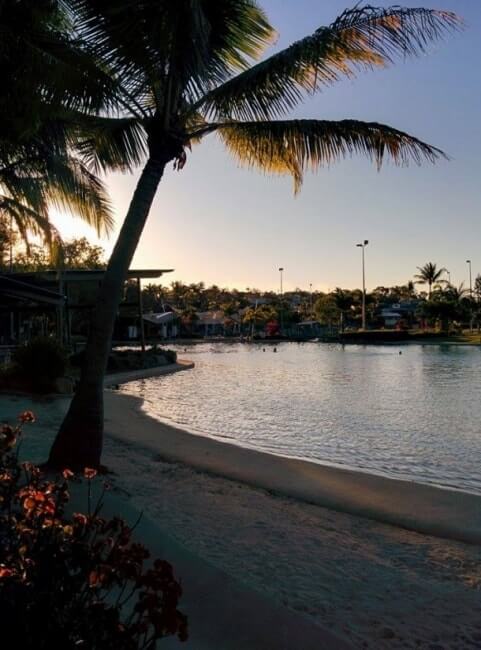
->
<box><xmin>309</xmin><ymin>282</ymin><xmax>313</xmax><ymax>316</ymax></box>
<box><xmin>356</xmin><ymin>240</ymin><xmax>369</xmax><ymax>330</ymax></box>
<box><xmin>279</xmin><ymin>267</ymin><xmax>284</xmax><ymax>334</ymax></box>
<box><xmin>466</xmin><ymin>260</ymin><xmax>472</xmax><ymax>298</ymax></box>
<box><xmin>467</xmin><ymin>260</ymin><xmax>473</xmax><ymax>333</ymax></box>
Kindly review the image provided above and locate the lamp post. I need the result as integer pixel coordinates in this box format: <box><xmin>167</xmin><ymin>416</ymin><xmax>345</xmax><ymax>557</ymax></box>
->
<box><xmin>356</xmin><ymin>240</ymin><xmax>369</xmax><ymax>330</ymax></box>
<box><xmin>466</xmin><ymin>260</ymin><xmax>472</xmax><ymax>298</ymax></box>
<box><xmin>279</xmin><ymin>267</ymin><xmax>284</xmax><ymax>334</ymax></box>
<box><xmin>309</xmin><ymin>282</ymin><xmax>313</xmax><ymax>316</ymax></box>
<box><xmin>467</xmin><ymin>260</ymin><xmax>473</xmax><ymax>333</ymax></box>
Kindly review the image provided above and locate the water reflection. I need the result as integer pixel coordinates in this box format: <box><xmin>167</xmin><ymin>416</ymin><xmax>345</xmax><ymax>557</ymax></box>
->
<box><xmin>121</xmin><ymin>343</ymin><xmax>481</xmax><ymax>494</ymax></box>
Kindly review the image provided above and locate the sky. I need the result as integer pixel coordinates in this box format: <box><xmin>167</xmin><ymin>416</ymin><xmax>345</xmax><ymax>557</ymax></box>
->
<box><xmin>52</xmin><ymin>0</ymin><xmax>481</xmax><ymax>293</ymax></box>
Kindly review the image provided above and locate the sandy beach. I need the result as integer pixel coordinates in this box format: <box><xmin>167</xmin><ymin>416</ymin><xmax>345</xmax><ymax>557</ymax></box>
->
<box><xmin>2</xmin><ymin>381</ymin><xmax>481</xmax><ymax>648</ymax></box>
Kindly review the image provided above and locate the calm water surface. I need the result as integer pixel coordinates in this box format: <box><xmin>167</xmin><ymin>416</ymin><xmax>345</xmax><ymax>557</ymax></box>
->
<box><xmin>121</xmin><ymin>343</ymin><xmax>481</xmax><ymax>493</ymax></box>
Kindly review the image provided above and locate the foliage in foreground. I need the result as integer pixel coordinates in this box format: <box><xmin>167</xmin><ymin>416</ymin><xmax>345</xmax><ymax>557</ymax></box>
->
<box><xmin>0</xmin><ymin>413</ymin><xmax>187</xmax><ymax>649</ymax></box>
<box><xmin>0</xmin><ymin>338</ymin><xmax>68</xmax><ymax>394</ymax></box>
<box><xmin>12</xmin><ymin>337</ymin><xmax>67</xmax><ymax>392</ymax></box>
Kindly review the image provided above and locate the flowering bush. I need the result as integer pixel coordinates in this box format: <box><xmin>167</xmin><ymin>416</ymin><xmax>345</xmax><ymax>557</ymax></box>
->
<box><xmin>0</xmin><ymin>412</ymin><xmax>187</xmax><ymax>648</ymax></box>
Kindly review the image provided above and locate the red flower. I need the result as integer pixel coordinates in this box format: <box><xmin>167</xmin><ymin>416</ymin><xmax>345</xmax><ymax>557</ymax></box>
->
<box><xmin>0</xmin><ymin>566</ymin><xmax>14</xmax><ymax>579</ymax></box>
<box><xmin>62</xmin><ymin>469</ymin><xmax>74</xmax><ymax>479</ymax></box>
<box><xmin>19</xmin><ymin>411</ymin><xmax>35</xmax><ymax>423</ymax></box>
<box><xmin>73</xmin><ymin>513</ymin><xmax>88</xmax><ymax>526</ymax></box>
<box><xmin>84</xmin><ymin>468</ymin><xmax>97</xmax><ymax>479</ymax></box>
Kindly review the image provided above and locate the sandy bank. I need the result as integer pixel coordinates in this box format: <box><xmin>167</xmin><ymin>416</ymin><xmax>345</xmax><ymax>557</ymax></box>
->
<box><xmin>68</xmin><ymin>480</ymin><xmax>351</xmax><ymax>650</ymax></box>
<box><xmin>106</xmin><ymin>390</ymin><xmax>481</xmax><ymax>546</ymax></box>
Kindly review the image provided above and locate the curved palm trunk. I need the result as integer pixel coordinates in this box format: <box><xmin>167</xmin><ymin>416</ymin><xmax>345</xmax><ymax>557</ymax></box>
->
<box><xmin>48</xmin><ymin>156</ymin><xmax>168</xmax><ymax>470</ymax></box>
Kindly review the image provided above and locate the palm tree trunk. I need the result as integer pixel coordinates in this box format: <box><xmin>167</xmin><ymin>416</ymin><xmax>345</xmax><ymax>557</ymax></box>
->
<box><xmin>47</xmin><ymin>155</ymin><xmax>168</xmax><ymax>470</ymax></box>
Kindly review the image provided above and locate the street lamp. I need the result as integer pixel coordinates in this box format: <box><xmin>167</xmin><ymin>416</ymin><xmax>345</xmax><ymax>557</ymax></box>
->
<box><xmin>279</xmin><ymin>267</ymin><xmax>284</xmax><ymax>334</ymax></box>
<box><xmin>467</xmin><ymin>260</ymin><xmax>473</xmax><ymax>333</ymax></box>
<box><xmin>466</xmin><ymin>260</ymin><xmax>472</xmax><ymax>298</ymax></box>
<box><xmin>309</xmin><ymin>282</ymin><xmax>313</xmax><ymax>316</ymax></box>
<box><xmin>356</xmin><ymin>240</ymin><xmax>369</xmax><ymax>330</ymax></box>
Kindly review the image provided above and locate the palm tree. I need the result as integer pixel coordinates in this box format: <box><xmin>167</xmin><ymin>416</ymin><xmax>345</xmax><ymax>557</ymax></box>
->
<box><xmin>0</xmin><ymin>130</ymin><xmax>113</xmax><ymax>255</ymax></box>
<box><xmin>48</xmin><ymin>2</ymin><xmax>461</xmax><ymax>469</ymax></box>
<box><xmin>0</xmin><ymin>0</ymin><xmax>116</xmax><ymax>255</ymax></box>
<box><xmin>414</xmin><ymin>262</ymin><xmax>447</xmax><ymax>297</ymax></box>
<box><xmin>332</xmin><ymin>288</ymin><xmax>354</xmax><ymax>332</ymax></box>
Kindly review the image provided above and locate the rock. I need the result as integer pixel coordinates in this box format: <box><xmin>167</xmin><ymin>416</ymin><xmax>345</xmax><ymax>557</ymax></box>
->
<box><xmin>54</xmin><ymin>376</ymin><xmax>75</xmax><ymax>394</ymax></box>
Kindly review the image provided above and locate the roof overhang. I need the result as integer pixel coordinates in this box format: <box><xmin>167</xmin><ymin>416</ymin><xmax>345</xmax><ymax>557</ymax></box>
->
<box><xmin>0</xmin><ymin>275</ymin><xmax>65</xmax><ymax>306</ymax></box>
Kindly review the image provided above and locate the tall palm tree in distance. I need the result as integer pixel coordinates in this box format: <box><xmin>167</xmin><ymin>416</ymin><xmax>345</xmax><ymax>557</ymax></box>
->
<box><xmin>48</xmin><ymin>2</ymin><xmax>461</xmax><ymax>469</ymax></box>
<box><xmin>414</xmin><ymin>262</ymin><xmax>447</xmax><ymax>297</ymax></box>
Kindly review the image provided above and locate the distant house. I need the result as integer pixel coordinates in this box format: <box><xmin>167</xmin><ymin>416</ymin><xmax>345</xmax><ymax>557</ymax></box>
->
<box><xmin>296</xmin><ymin>320</ymin><xmax>335</xmax><ymax>339</ymax></box>
<box><xmin>195</xmin><ymin>310</ymin><xmax>228</xmax><ymax>337</ymax></box>
<box><xmin>142</xmin><ymin>311</ymin><xmax>179</xmax><ymax>339</ymax></box>
<box><xmin>378</xmin><ymin>301</ymin><xmax>421</xmax><ymax>328</ymax></box>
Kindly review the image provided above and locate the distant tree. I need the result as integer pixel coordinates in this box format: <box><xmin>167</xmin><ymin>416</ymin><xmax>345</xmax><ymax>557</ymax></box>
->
<box><xmin>142</xmin><ymin>283</ymin><xmax>167</xmax><ymax>312</ymax></box>
<box><xmin>414</xmin><ymin>262</ymin><xmax>447</xmax><ymax>297</ymax></box>
<box><xmin>242</xmin><ymin>305</ymin><xmax>278</xmax><ymax>332</ymax></box>
<box><xmin>0</xmin><ymin>216</ymin><xmax>15</xmax><ymax>270</ymax></box>
<box><xmin>12</xmin><ymin>238</ymin><xmax>106</xmax><ymax>271</ymax></box>
<box><xmin>421</xmin><ymin>283</ymin><xmax>470</xmax><ymax>331</ymax></box>
<box><xmin>314</xmin><ymin>294</ymin><xmax>341</xmax><ymax>327</ymax></box>
<box><xmin>475</xmin><ymin>274</ymin><xmax>481</xmax><ymax>303</ymax></box>
<box><xmin>332</xmin><ymin>288</ymin><xmax>354</xmax><ymax>332</ymax></box>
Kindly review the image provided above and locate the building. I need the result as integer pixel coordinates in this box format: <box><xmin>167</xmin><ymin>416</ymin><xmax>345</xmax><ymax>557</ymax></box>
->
<box><xmin>0</xmin><ymin>269</ymin><xmax>173</xmax><ymax>349</ymax></box>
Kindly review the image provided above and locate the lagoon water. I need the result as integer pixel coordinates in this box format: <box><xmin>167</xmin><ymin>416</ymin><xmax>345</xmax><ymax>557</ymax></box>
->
<box><xmin>121</xmin><ymin>342</ymin><xmax>481</xmax><ymax>494</ymax></box>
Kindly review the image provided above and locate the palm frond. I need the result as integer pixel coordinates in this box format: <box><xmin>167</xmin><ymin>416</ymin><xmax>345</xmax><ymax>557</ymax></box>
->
<box><xmin>213</xmin><ymin>119</ymin><xmax>446</xmax><ymax>192</ymax></box>
<box><xmin>73</xmin><ymin>114</ymin><xmax>148</xmax><ymax>174</ymax></box>
<box><xmin>70</xmin><ymin>0</ymin><xmax>274</xmax><ymax>114</ymax></box>
<box><xmin>196</xmin><ymin>5</ymin><xmax>461</xmax><ymax>121</ymax></box>
<box><xmin>42</xmin><ymin>156</ymin><xmax>114</xmax><ymax>236</ymax></box>
<box><xmin>0</xmin><ymin>195</ymin><xmax>61</xmax><ymax>254</ymax></box>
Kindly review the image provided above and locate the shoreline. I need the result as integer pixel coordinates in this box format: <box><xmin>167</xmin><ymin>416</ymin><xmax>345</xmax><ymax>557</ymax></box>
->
<box><xmin>103</xmin><ymin>359</ymin><xmax>195</xmax><ymax>388</ymax></box>
<box><xmin>105</xmin><ymin>389</ymin><xmax>481</xmax><ymax>545</ymax></box>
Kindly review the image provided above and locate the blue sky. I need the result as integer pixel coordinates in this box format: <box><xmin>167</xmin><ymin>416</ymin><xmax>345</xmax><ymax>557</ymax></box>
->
<box><xmin>54</xmin><ymin>1</ymin><xmax>481</xmax><ymax>292</ymax></box>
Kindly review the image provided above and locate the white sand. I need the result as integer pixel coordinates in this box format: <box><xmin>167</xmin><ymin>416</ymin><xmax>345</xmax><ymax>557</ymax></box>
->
<box><xmin>2</xmin><ymin>390</ymin><xmax>481</xmax><ymax>648</ymax></box>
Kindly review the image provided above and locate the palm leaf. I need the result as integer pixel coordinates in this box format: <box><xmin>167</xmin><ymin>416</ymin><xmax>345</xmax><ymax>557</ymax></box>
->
<box><xmin>42</xmin><ymin>156</ymin><xmax>114</xmax><ymax>236</ymax></box>
<box><xmin>70</xmin><ymin>0</ymin><xmax>274</xmax><ymax>114</ymax></box>
<box><xmin>212</xmin><ymin>119</ymin><xmax>446</xmax><ymax>192</ymax></box>
<box><xmin>73</xmin><ymin>114</ymin><xmax>148</xmax><ymax>174</ymax></box>
<box><xmin>0</xmin><ymin>195</ymin><xmax>61</xmax><ymax>254</ymax></box>
<box><xmin>195</xmin><ymin>5</ymin><xmax>461</xmax><ymax>121</ymax></box>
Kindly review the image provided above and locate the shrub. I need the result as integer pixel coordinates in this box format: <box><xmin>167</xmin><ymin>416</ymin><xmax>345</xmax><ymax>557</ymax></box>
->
<box><xmin>71</xmin><ymin>348</ymin><xmax>178</xmax><ymax>373</ymax></box>
<box><xmin>13</xmin><ymin>337</ymin><xmax>67</xmax><ymax>392</ymax></box>
<box><xmin>0</xmin><ymin>413</ymin><xmax>188</xmax><ymax>648</ymax></box>
<box><xmin>159</xmin><ymin>348</ymin><xmax>177</xmax><ymax>364</ymax></box>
